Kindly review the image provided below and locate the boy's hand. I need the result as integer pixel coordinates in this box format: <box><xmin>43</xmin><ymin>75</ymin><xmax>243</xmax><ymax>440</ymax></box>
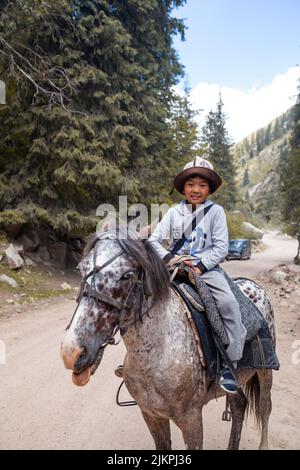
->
<box><xmin>182</xmin><ymin>260</ymin><xmax>202</xmax><ymax>276</ymax></box>
<box><xmin>193</xmin><ymin>267</ymin><xmax>203</xmax><ymax>276</ymax></box>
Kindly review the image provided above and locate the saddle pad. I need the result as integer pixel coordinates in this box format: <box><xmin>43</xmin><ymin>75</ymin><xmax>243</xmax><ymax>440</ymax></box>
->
<box><xmin>172</xmin><ymin>281</ymin><xmax>280</xmax><ymax>381</ymax></box>
<box><xmin>177</xmin><ymin>282</ymin><xmax>229</xmax><ymax>346</ymax></box>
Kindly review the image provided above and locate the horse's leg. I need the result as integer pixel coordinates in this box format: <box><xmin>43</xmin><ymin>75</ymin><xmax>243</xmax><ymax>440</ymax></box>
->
<box><xmin>173</xmin><ymin>405</ymin><xmax>204</xmax><ymax>450</ymax></box>
<box><xmin>141</xmin><ymin>411</ymin><xmax>171</xmax><ymax>450</ymax></box>
<box><xmin>257</xmin><ymin>369</ymin><xmax>273</xmax><ymax>450</ymax></box>
<box><xmin>227</xmin><ymin>389</ymin><xmax>247</xmax><ymax>450</ymax></box>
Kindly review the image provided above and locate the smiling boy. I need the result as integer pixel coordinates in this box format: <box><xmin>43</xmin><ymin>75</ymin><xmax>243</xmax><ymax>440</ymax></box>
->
<box><xmin>149</xmin><ymin>156</ymin><xmax>247</xmax><ymax>394</ymax></box>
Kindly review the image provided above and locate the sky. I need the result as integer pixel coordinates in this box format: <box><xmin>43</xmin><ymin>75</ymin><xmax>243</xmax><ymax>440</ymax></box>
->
<box><xmin>173</xmin><ymin>0</ymin><xmax>300</xmax><ymax>142</ymax></box>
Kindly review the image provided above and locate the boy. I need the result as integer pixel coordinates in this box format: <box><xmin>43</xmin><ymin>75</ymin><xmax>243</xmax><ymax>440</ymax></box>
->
<box><xmin>149</xmin><ymin>156</ymin><xmax>247</xmax><ymax>394</ymax></box>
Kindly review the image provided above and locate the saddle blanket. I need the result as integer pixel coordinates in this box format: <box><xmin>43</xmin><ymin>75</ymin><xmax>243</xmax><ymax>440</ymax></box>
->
<box><xmin>172</xmin><ymin>280</ymin><xmax>280</xmax><ymax>381</ymax></box>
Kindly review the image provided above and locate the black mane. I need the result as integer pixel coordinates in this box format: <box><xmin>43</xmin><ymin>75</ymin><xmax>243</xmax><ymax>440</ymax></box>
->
<box><xmin>83</xmin><ymin>229</ymin><xmax>170</xmax><ymax>303</ymax></box>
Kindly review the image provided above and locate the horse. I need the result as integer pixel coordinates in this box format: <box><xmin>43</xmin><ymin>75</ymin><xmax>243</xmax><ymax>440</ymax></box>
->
<box><xmin>60</xmin><ymin>230</ymin><xmax>275</xmax><ymax>450</ymax></box>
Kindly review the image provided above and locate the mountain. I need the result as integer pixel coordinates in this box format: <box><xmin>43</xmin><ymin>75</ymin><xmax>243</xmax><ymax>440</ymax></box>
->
<box><xmin>232</xmin><ymin>108</ymin><xmax>294</xmax><ymax>221</ymax></box>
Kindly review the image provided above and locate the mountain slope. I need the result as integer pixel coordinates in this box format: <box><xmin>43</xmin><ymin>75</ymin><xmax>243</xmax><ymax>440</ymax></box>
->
<box><xmin>233</xmin><ymin>108</ymin><xmax>293</xmax><ymax>219</ymax></box>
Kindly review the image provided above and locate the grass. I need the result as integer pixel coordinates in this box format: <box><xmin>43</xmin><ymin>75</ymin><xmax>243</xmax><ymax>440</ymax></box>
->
<box><xmin>0</xmin><ymin>263</ymin><xmax>71</xmax><ymax>305</ymax></box>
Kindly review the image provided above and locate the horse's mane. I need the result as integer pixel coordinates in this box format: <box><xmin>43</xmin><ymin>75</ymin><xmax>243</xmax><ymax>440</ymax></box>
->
<box><xmin>83</xmin><ymin>229</ymin><xmax>170</xmax><ymax>303</ymax></box>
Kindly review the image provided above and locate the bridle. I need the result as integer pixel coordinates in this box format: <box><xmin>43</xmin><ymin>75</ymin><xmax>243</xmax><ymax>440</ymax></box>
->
<box><xmin>65</xmin><ymin>239</ymin><xmax>152</xmax><ymax>373</ymax></box>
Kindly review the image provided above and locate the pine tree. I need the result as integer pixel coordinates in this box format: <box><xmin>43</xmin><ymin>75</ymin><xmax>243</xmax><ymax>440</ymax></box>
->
<box><xmin>243</xmin><ymin>167</ymin><xmax>250</xmax><ymax>187</ymax></box>
<box><xmin>0</xmin><ymin>0</ymin><xmax>187</xmax><ymax>238</ymax></box>
<box><xmin>279</xmin><ymin>79</ymin><xmax>300</xmax><ymax>264</ymax></box>
<box><xmin>201</xmin><ymin>94</ymin><xmax>237</xmax><ymax>209</ymax></box>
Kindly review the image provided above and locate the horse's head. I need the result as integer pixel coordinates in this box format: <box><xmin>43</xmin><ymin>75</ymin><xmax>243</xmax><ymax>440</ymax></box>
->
<box><xmin>60</xmin><ymin>230</ymin><xmax>169</xmax><ymax>386</ymax></box>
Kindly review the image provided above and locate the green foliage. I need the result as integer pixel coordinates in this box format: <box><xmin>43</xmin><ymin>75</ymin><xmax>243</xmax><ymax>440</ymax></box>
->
<box><xmin>279</xmin><ymin>79</ymin><xmax>300</xmax><ymax>262</ymax></box>
<box><xmin>226</xmin><ymin>212</ymin><xmax>249</xmax><ymax>239</ymax></box>
<box><xmin>242</xmin><ymin>167</ymin><xmax>249</xmax><ymax>187</ymax></box>
<box><xmin>201</xmin><ymin>95</ymin><xmax>237</xmax><ymax>209</ymax></box>
<box><xmin>0</xmin><ymin>0</ymin><xmax>190</xmax><ymax>238</ymax></box>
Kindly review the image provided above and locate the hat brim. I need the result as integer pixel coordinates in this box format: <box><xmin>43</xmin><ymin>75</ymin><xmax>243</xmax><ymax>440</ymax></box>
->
<box><xmin>173</xmin><ymin>167</ymin><xmax>222</xmax><ymax>194</ymax></box>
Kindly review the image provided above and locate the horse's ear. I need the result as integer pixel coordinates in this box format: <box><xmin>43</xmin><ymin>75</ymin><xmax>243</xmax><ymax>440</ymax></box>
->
<box><xmin>139</xmin><ymin>219</ymin><xmax>158</xmax><ymax>239</ymax></box>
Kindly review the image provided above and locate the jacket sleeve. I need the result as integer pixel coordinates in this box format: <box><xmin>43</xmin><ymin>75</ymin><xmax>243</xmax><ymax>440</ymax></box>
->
<box><xmin>148</xmin><ymin>208</ymin><xmax>175</xmax><ymax>263</ymax></box>
<box><xmin>197</xmin><ymin>206</ymin><xmax>229</xmax><ymax>272</ymax></box>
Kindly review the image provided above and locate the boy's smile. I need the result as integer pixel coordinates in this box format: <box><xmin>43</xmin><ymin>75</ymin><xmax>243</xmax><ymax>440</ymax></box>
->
<box><xmin>183</xmin><ymin>176</ymin><xmax>211</xmax><ymax>207</ymax></box>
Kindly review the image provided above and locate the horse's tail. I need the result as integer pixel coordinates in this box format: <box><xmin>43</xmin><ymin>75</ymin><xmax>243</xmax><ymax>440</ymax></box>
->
<box><xmin>243</xmin><ymin>372</ymin><xmax>262</xmax><ymax>428</ymax></box>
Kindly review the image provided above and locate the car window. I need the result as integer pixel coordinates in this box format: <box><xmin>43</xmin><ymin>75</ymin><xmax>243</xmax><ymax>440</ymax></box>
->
<box><xmin>229</xmin><ymin>240</ymin><xmax>243</xmax><ymax>249</ymax></box>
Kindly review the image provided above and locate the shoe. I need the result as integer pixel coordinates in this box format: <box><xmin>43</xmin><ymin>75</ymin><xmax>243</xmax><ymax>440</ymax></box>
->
<box><xmin>114</xmin><ymin>364</ymin><xmax>123</xmax><ymax>378</ymax></box>
<box><xmin>219</xmin><ymin>366</ymin><xmax>238</xmax><ymax>394</ymax></box>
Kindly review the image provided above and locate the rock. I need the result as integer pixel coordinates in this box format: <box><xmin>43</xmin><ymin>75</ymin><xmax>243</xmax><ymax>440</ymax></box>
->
<box><xmin>6</xmin><ymin>298</ymin><xmax>14</xmax><ymax>304</ymax></box>
<box><xmin>284</xmin><ymin>287</ymin><xmax>293</xmax><ymax>293</ymax></box>
<box><xmin>25</xmin><ymin>251</ymin><xmax>42</xmax><ymax>265</ymax></box>
<box><xmin>242</xmin><ymin>221</ymin><xmax>264</xmax><ymax>240</ymax></box>
<box><xmin>4</xmin><ymin>244</ymin><xmax>24</xmax><ymax>269</ymax></box>
<box><xmin>24</xmin><ymin>256</ymin><xmax>37</xmax><ymax>267</ymax></box>
<box><xmin>0</xmin><ymin>274</ymin><xmax>18</xmax><ymax>288</ymax></box>
<box><xmin>37</xmin><ymin>246</ymin><xmax>50</xmax><ymax>262</ymax></box>
<box><xmin>70</xmin><ymin>239</ymin><xmax>83</xmax><ymax>251</ymax></box>
<box><xmin>61</xmin><ymin>282</ymin><xmax>72</xmax><ymax>290</ymax></box>
<box><xmin>17</xmin><ymin>233</ymin><xmax>39</xmax><ymax>252</ymax></box>
<box><xmin>67</xmin><ymin>249</ymin><xmax>82</xmax><ymax>267</ymax></box>
<box><xmin>271</xmin><ymin>271</ymin><xmax>288</xmax><ymax>284</ymax></box>
<box><xmin>5</xmin><ymin>223</ymin><xmax>23</xmax><ymax>239</ymax></box>
<box><xmin>48</xmin><ymin>242</ymin><xmax>67</xmax><ymax>269</ymax></box>
<box><xmin>270</xmin><ymin>264</ymin><xmax>291</xmax><ymax>274</ymax></box>
<box><xmin>279</xmin><ymin>301</ymin><xmax>289</xmax><ymax>307</ymax></box>
<box><xmin>12</xmin><ymin>242</ymin><xmax>23</xmax><ymax>254</ymax></box>
<box><xmin>15</xmin><ymin>308</ymin><xmax>22</xmax><ymax>313</ymax></box>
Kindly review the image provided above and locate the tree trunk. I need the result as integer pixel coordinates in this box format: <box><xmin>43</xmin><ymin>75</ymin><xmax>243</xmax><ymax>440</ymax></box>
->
<box><xmin>294</xmin><ymin>236</ymin><xmax>300</xmax><ymax>265</ymax></box>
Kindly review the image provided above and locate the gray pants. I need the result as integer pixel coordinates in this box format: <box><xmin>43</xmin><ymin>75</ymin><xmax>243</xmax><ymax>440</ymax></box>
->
<box><xmin>201</xmin><ymin>268</ymin><xmax>247</xmax><ymax>364</ymax></box>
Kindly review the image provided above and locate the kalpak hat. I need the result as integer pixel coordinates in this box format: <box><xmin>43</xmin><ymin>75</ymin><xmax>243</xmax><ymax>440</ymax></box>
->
<box><xmin>173</xmin><ymin>156</ymin><xmax>222</xmax><ymax>194</ymax></box>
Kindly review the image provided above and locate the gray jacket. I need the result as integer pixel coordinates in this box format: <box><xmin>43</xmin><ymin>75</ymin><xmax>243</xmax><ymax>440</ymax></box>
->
<box><xmin>148</xmin><ymin>199</ymin><xmax>229</xmax><ymax>272</ymax></box>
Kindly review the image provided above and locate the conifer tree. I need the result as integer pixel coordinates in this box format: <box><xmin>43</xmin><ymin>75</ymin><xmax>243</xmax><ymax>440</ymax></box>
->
<box><xmin>201</xmin><ymin>94</ymin><xmax>237</xmax><ymax>209</ymax></box>
<box><xmin>280</xmin><ymin>80</ymin><xmax>300</xmax><ymax>263</ymax></box>
<box><xmin>0</xmin><ymin>0</ymin><xmax>187</xmax><ymax>237</ymax></box>
<box><xmin>243</xmin><ymin>167</ymin><xmax>249</xmax><ymax>187</ymax></box>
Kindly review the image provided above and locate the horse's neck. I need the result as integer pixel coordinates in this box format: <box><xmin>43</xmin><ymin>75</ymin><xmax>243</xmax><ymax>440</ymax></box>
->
<box><xmin>121</xmin><ymin>288</ymin><xmax>185</xmax><ymax>361</ymax></box>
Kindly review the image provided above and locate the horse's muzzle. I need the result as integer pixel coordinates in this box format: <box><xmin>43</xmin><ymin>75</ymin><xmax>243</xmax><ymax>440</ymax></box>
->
<box><xmin>60</xmin><ymin>341</ymin><xmax>85</xmax><ymax>371</ymax></box>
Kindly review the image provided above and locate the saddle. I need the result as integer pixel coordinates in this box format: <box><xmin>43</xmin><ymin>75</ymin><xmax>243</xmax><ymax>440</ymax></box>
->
<box><xmin>170</xmin><ymin>264</ymin><xmax>280</xmax><ymax>381</ymax></box>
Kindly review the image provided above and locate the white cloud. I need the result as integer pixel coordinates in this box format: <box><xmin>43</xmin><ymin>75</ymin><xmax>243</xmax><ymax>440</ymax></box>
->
<box><xmin>187</xmin><ymin>66</ymin><xmax>299</xmax><ymax>143</ymax></box>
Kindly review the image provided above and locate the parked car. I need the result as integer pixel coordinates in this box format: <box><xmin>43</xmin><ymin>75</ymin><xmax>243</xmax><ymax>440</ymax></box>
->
<box><xmin>226</xmin><ymin>239</ymin><xmax>252</xmax><ymax>260</ymax></box>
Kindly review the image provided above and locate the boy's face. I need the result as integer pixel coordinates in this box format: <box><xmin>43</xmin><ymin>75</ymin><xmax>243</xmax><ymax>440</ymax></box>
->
<box><xmin>182</xmin><ymin>176</ymin><xmax>210</xmax><ymax>206</ymax></box>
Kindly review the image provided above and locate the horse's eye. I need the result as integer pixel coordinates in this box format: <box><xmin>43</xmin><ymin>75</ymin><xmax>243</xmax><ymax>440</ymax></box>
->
<box><xmin>121</xmin><ymin>271</ymin><xmax>134</xmax><ymax>280</ymax></box>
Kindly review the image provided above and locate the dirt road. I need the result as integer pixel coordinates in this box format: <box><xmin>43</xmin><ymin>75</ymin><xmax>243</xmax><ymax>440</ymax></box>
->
<box><xmin>0</xmin><ymin>230</ymin><xmax>299</xmax><ymax>449</ymax></box>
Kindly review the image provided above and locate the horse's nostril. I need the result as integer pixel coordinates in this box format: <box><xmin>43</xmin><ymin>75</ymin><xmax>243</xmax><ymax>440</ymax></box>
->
<box><xmin>78</xmin><ymin>347</ymin><xmax>86</xmax><ymax>361</ymax></box>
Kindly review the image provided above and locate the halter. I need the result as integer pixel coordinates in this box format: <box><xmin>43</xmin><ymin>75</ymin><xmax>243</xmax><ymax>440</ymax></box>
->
<box><xmin>65</xmin><ymin>239</ymin><xmax>152</xmax><ymax>373</ymax></box>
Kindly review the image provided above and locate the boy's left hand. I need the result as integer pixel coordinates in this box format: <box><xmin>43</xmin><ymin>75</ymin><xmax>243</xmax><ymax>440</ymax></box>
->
<box><xmin>183</xmin><ymin>260</ymin><xmax>202</xmax><ymax>276</ymax></box>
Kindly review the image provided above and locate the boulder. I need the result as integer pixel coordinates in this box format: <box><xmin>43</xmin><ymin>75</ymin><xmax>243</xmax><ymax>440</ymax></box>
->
<box><xmin>5</xmin><ymin>223</ymin><xmax>23</xmax><ymax>239</ymax></box>
<box><xmin>61</xmin><ymin>282</ymin><xmax>72</xmax><ymax>290</ymax></box>
<box><xmin>271</xmin><ymin>270</ymin><xmax>288</xmax><ymax>284</ymax></box>
<box><xmin>37</xmin><ymin>246</ymin><xmax>51</xmax><ymax>262</ymax></box>
<box><xmin>0</xmin><ymin>274</ymin><xmax>18</xmax><ymax>288</ymax></box>
<box><xmin>242</xmin><ymin>221</ymin><xmax>264</xmax><ymax>240</ymax></box>
<box><xmin>48</xmin><ymin>242</ymin><xmax>67</xmax><ymax>268</ymax></box>
<box><xmin>67</xmin><ymin>249</ymin><xmax>82</xmax><ymax>267</ymax></box>
<box><xmin>24</xmin><ymin>256</ymin><xmax>37</xmax><ymax>267</ymax></box>
<box><xmin>4</xmin><ymin>244</ymin><xmax>23</xmax><ymax>269</ymax></box>
<box><xmin>17</xmin><ymin>233</ymin><xmax>39</xmax><ymax>252</ymax></box>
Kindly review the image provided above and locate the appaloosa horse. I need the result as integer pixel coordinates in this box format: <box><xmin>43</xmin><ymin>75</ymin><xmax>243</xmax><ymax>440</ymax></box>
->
<box><xmin>61</xmin><ymin>230</ymin><xmax>275</xmax><ymax>450</ymax></box>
